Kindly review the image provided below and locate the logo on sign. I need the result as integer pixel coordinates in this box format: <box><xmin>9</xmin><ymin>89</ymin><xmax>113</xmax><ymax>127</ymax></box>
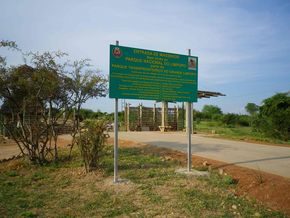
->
<box><xmin>112</xmin><ymin>47</ymin><xmax>122</xmax><ymax>58</ymax></box>
<box><xmin>188</xmin><ymin>57</ymin><xmax>197</xmax><ymax>70</ymax></box>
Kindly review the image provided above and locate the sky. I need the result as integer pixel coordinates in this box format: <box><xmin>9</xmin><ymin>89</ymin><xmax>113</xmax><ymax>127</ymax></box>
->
<box><xmin>1</xmin><ymin>0</ymin><xmax>290</xmax><ymax>113</ymax></box>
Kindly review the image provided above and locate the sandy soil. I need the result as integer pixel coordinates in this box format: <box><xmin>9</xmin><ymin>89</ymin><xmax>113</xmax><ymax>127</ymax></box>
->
<box><xmin>0</xmin><ymin>135</ymin><xmax>72</xmax><ymax>160</ymax></box>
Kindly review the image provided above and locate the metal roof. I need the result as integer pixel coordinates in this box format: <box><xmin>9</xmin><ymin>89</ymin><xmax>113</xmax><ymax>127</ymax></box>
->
<box><xmin>155</xmin><ymin>90</ymin><xmax>226</xmax><ymax>103</ymax></box>
<box><xmin>198</xmin><ymin>90</ymin><xmax>226</xmax><ymax>99</ymax></box>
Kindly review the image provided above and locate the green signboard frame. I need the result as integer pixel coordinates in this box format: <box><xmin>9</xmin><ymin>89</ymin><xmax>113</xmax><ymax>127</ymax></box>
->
<box><xmin>109</xmin><ymin>45</ymin><xmax>198</xmax><ymax>102</ymax></box>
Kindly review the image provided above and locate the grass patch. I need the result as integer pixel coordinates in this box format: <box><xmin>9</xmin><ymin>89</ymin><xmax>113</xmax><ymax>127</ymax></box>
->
<box><xmin>201</xmin><ymin>172</ymin><xmax>239</xmax><ymax>188</ymax></box>
<box><xmin>196</xmin><ymin>121</ymin><xmax>290</xmax><ymax>145</ymax></box>
<box><xmin>182</xmin><ymin>189</ymin><xmax>221</xmax><ymax>214</ymax></box>
<box><xmin>5</xmin><ymin>170</ymin><xmax>19</xmax><ymax>177</ymax></box>
<box><xmin>0</xmin><ymin>145</ymin><xmax>287</xmax><ymax>217</ymax></box>
<box><xmin>82</xmin><ymin>191</ymin><xmax>138</xmax><ymax>217</ymax></box>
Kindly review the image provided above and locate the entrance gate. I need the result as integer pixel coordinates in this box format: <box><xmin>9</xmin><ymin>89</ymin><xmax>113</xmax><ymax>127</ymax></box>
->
<box><xmin>124</xmin><ymin>104</ymin><xmax>186</xmax><ymax>132</ymax></box>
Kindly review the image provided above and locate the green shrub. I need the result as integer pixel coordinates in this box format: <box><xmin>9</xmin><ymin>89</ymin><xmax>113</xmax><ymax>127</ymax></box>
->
<box><xmin>222</xmin><ymin>113</ymin><xmax>237</xmax><ymax>126</ymax></box>
<box><xmin>252</xmin><ymin>93</ymin><xmax>290</xmax><ymax>141</ymax></box>
<box><xmin>222</xmin><ymin>114</ymin><xmax>250</xmax><ymax>127</ymax></box>
<box><xmin>237</xmin><ymin>115</ymin><xmax>250</xmax><ymax>127</ymax></box>
<box><xmin>76</xmin><ymin>119</ymin><xmax>109</xmax><ymax>172</ymax></box>
<box><xmin>202</xmin><ymin>105</ymin><xmax>223</xmax><ymax>120</ymax></box>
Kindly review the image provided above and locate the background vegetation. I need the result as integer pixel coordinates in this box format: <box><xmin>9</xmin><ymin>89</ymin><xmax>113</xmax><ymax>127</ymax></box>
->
<box><xmin>194</xmin><ymin>92</ymin><xmax>290</xmax><ymax>144</ymax></box>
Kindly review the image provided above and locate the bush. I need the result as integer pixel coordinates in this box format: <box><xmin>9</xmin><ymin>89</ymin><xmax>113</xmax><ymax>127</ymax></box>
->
<box><xmin>76</xmin><ymin>119</ymin><xmax>109</xmax><ymax>172</ymax></box>
<box><xmin>221</xmin><ymin>113</ymin><xmax>237</xmax><ymax>126</ymax></box>
<box><xmin>222</xmin><ymin>114</ymin><xmax>250</xmax><ymax>127</ymax></box>
<box><xmin>236</xmin><ymin>115</ymin><xmax>250</xmax><ymax>127</ymax></box>
<box><xmin>212</xmin><ymin>114</ymin><xmax>223</xmax><ymax>121</ymax></box>
<box><xmin>194</xmin><ymin>111</ymin><xmax>204</xmax><ymax>122</ymax></box>
<box><xmin>202</xmin><ymin>105</ymin><xmax>223</xmax><ymax>120</ymax></box>
<box><xmin>252</xmin><ymin>93</ymin><xmax>290</xmax><ymax>141</ymax></box>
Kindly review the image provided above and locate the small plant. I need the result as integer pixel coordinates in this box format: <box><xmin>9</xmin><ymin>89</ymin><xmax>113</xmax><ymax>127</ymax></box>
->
<box><xmin>254</xmin><ymin>167</ymin><xmax>265</xmax><ymax>184</ymax></box>
<box><xmin>222</xmin><ymin>175</ymin><xmax>238</xmax><ymax>185</ymax></box>
<box><xmin>205</xmin><ymin>172</ymin><xmax>238</xmax><ymax>188</ymax></box>
<box><xmin>76</xmin><ymin>119</ymin><xmax>109</xmax><ymax>173</ymax></box>
<box><xmin>21</xmin><ymin>211</ymin><xmax>38</xmax><ymax>218</ymax></box>
<box><xmin>6</xmin><ymin>170</ymin><xmax>19</xmax><ymax>177</ymax></box>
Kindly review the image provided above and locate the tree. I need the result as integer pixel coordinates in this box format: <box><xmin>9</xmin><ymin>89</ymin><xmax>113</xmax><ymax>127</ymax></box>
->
<box><xmin>0</xmin><ymin>41</ymin><xmax>108</xmax><ymax>164</ymax></box>
<box><xmin>222</xmin><ymin>113</ymin><xmax>237</xmax><ymax>126</ymax></box>
<box><xmin>202</xmin><ymin>105</ymin><xmax>222</xmax><ymax>120</ymax></box>
<box><xmin>67</xmin><ymin>60</ymin><xmax>107</xmax><ymax>157</ymax></box>
<box><xmin>0</xmin><ymin>60</ymin><xmax>69</xmax><ymax>163</ymax></box>
<box><xmin>252</xmin><ymin>92</ymin><xmax>290</xmax><ymax>140</ymax></box>
<box><xmin>78</xmin><ymin>108</ymin><xmax>95</xmax><ymax>120</ymax></box>
<box><xmin>0</xmin><ymin>40</ymin><xmax>19</xmax><ymax>66</ymax></box>
<box><xmin>245</xmin><ymin>103</ymin><xmax>259</xmax><ymax>115</ymax></box>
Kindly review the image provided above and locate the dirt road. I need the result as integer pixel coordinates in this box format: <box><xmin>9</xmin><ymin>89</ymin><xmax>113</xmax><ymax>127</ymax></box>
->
<box><xmin>0</xmin><ymin>135</ymin><xmax>72</xmax><ymax>161</ymax></box>
<box><xmin>115</xmin><ymin>131</ymin><xmax>290</xmax><ymax>178</ymax></box>
<box><xmin>2</xmin><ymin>132</ymin><xmax>290</xmax><ymax>178</ymax></box>
<box><xmin>0</xmin><ymin>142</ymin><xmax>21</xmax><ymax>160</ymax></box>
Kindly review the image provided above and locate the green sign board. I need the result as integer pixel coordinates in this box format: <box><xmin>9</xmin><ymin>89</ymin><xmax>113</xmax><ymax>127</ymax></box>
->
<box><xmin>109</xmin><ymin>45</ymin><xmax>198</xmax><ymax>102</ymax></box>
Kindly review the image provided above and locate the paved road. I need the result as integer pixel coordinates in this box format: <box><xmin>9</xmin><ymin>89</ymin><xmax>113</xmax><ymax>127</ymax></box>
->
<box><xmin>116</xmin><ymin>131</ymin><xmax>290</xmax><ymax>178</ymax></box>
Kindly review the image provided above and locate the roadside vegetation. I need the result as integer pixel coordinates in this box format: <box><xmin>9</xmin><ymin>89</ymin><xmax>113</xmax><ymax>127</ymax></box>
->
<box><xmin>195</xmin><ymin>120</ymin><xmax>289</xmax><ymax>145</ymax></box>
<box><xmin>194</xmin><ymin>94</ymin><xmax>290</xmax><ymax>145</ymax></box>
<box><xmin>0</xmin><ymin>145</ymin><xmax>287</xmax><ymax>217</ymax></box>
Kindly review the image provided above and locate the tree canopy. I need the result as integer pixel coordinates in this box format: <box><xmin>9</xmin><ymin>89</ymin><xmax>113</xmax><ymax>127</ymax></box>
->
<box><xmin>245</xmin><ymin>103</ymin><xmax>259</xmax><ymax>115</ymax></box>
<box><xmin>0</xmin><ymin>40</ymin><xmax>108</xmax><ymax>164</ymax></box>
<box><xmin>253</xmin><ymin>92</ymin><xmax>290</xmax><ymax>141</ymax></box>
<box><xmin>202</xmin><ymin>105</ymin><xmax>223</xmax><ymax>120</ymax></box>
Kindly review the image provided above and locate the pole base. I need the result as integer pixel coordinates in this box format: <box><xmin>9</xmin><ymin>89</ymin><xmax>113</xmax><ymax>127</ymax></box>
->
<box><xmin>113</xmin><ymin>178</ymin><xmax>130</xmax><ymax>184</ymax></box>
<box><xmin>176</xmin><ymin>168</ymin><xmax>209</xmax><ymax>177</ymax></box>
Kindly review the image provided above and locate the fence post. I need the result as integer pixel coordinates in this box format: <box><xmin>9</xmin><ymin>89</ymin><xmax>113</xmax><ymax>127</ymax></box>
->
<box><xmin>153</xmin><ymin>103</ymin><xmax>156</xmax><ymax>130</ymax></box>
<box><xmin>125</xmin><ymin>103</ymin><xmax>128</xmax><ymax>131</ymax></box>
<box><xmin>176</xmin><ymin>106</ymin><xmax>179</xmax><ymax>131</ymax></box>
<box><xmin>124</xmin><ymin>103</ymin><xmax>127</xmax><ymax>131</ymax></box>
<box><xmin>139</xmin><ymin>104</ymin><xmax>142</xmax><ymax>130</ymax></box>
<box><xmin>0</xmin><ymin>113</ymin><xmax>3</xmax><ymax>136</ymax></box>
<box><xmin>3</xmin><ymin>116</ymin><xmax>6</xmax><ymax>136</ymax></box>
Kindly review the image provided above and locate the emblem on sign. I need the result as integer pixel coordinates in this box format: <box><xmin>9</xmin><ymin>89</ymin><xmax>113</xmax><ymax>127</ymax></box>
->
<box><xmin>188</xmin><ymin>57</ymin><xmax>197</xmax><ymax>70</ymax></box>
<box><xmin>112</xmin><ymin>47</ymin><xmax>122</xmax><ymax>58</ymax></box>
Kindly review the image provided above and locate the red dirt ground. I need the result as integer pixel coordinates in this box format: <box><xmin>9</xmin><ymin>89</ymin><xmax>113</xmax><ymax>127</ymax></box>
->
<box><xmin>108</xmin><ymin>138</ymin><xmax>290</xmax><ymax>216</ymax></box>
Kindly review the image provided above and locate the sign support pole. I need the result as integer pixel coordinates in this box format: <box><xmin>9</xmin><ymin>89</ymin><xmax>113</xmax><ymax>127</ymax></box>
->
<box><xmin>187</xmin><ymin>102</ymin><xmax>192</xmax><ymax>172</ymax></box>
<box><xmin>114</xmin><ymin>98</ymin><xmax>118</xmax><ymax>183</ymax></box>
<box><xmin>187</xmin><ymin>48</ymin><xmax>192</xmax><ymax>172</ymax></box>
<box><xmin>114</xmin><ymin>41</ymin><xmax>119</xmax><ymax>183</ymax></box>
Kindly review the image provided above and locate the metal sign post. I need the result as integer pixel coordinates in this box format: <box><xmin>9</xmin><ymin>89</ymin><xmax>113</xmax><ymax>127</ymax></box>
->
<box><xmin>114</xmin><ymin>98</ymin><xmax>118</xmax><ymax>183</ymax></box>
<box><xmin>187</xmin><ymin>49</ymin><xmax>192</xmax><ymax>172</ymax></box>
<box><xmin>187</xmin><ymin>102</ymin><xmax>192</xmax><ymax>172</ymax></box>
<box><xmin>114</xmin><ymin>41</ymin><xmax>119</xmax><ymax>183</ymax></box>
